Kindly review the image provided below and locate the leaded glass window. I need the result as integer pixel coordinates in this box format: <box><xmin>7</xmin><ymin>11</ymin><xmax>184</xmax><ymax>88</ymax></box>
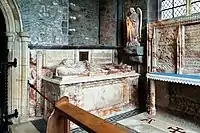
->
<box><xmin>160</xmin><ymin>0</ymin><xmax>200</xmax><ymax>20</ymax></box>
<box><xmin>191</xmin><ymin>1</ymin><xmax>200</xmax><ymax>14</ymax></box>
<box><xmin>161</xmin><ymin>0</ymin><xmax>187</xmax><ymax>20</ymax></box>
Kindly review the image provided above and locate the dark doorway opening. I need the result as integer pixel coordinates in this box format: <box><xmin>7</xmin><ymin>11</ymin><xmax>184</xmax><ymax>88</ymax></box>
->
<box><xmin>0</xmin><ymin>10</ymin><xmax>6</xmax><ymax>50</ymax></box>
<box><xmin>0</xmin><ymin>9</ymin><xmax>8</xmax><ymax>132</ymax></box>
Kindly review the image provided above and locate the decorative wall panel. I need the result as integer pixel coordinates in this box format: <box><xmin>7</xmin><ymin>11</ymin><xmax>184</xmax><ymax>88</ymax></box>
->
<box><xmin>155</xmin><ymin>26</ymin><xmax>178</xmax><ymax>72</ymax></box>
<box><xmin>182</xmin><ymin>23</ymin><xmax>200</xmax><ymax>74</ymax></box>
<box><xmin>148</xmin><ymin>19</ymin><xmax>200</xmax><ymax>75</ymax></box>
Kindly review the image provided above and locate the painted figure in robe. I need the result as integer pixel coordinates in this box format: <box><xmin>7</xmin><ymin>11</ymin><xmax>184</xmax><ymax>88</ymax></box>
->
<box><xmin>126</xmin><ymin>7</ymin><xmax>142</xmax><ymax>47</ymax></box>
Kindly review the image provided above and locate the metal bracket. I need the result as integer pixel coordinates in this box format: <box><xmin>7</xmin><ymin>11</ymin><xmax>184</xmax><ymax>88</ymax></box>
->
<box><xmin>8</xmin><ymin>58</ymin><xmax>17</xmax><ymax>68</ymax></box>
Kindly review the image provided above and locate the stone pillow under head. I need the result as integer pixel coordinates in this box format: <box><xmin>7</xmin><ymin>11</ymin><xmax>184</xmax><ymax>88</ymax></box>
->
<box><xmin>56</xmin><ymin>60</ymin><xmax>89</xmax><ymax>76</ymax></box>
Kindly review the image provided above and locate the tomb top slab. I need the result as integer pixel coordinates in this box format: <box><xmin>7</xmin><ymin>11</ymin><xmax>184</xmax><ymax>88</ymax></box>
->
<box><xmin>43</xmin><ymin>72</ymin><xmax>140</xmax><ymax>85</ymax></box>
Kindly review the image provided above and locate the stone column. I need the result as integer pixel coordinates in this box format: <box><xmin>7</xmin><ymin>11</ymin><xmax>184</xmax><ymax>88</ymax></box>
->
<box><xmin>6</xmin><ymin>32</ymin><xmax>30</xmax><ymax>122</ymax></box>
<box><xmin>19</xmin><ymin>32</ymin><xmax>30</xmax><ymax>121</ymax></box>
<box><xmin>6</xmin><ymin>32</ymin><xmax>17</xmax><ymax>115</ymax></box>
<box><xmin>149</xmin><ymin>79</ymin><xmax>156</xmax><ymax>116</ymax></box>
<box><xmin>36</xmin><ymin>50</ymin><xmax>43</xmax><ymax>116</ymax></box>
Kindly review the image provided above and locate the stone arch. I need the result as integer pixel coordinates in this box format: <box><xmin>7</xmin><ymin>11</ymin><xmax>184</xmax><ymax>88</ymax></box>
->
<box><xmin>0</xmin><ymin>0</ymin><xmax>30</xmax><ymax>122</ymax></box>
<box><xmin>0</xmin><ymin>0</ymin><xmax>23</xmax><ymax>32</ymax></box>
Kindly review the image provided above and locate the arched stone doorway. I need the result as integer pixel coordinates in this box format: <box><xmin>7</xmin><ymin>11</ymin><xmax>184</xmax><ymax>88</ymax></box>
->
<box><xmin>0</xmin><ymin>9</ymin><xmax>7</xmax><ymax>129</ymax></box>
<box><xmin>0</xmin><ymin>0</ymin><xmax>30</xmax><ymax>122</ymax></box>
<box><xmin>0</xmin><ymin>11</ymin><xmax>7</xmax><ymax>132</ymax></box>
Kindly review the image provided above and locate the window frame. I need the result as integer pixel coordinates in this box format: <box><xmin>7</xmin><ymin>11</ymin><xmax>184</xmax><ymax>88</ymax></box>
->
<box><xmin>159</xmin><ymin>0</ymin><xmax>200</xmax><ymax>20</ymax></box>
<box><xmin>191</xmin><ymin>0</ymin><xmax>200</xmax><ymax>14</ymax></box>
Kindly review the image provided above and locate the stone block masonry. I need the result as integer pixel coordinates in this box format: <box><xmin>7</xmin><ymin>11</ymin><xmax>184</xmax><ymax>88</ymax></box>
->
<box><xmin>99</xmin><ymin>0</ymin><xmax>117</xmax><ymax>46</ymax></box>
<box><xmin>16</xmin><ymin>0</ymin><xmax>131</xmax><ymax>46</ymax></box>
<box><xmin>68</xmin><ymin>0</ymin><xmax>99</xmax><ymax>45</ymax></box>
<box><xmin>17</xmin><ymin>0</ymin><xmax>69</xmax><ymax>46</ymax></box>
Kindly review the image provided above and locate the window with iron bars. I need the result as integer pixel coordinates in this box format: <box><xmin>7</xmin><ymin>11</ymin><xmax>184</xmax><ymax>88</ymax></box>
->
<box><xmin>160</xmin><ymin>0</ymin><xmax>200</xmax><ymax>20</ymax></box>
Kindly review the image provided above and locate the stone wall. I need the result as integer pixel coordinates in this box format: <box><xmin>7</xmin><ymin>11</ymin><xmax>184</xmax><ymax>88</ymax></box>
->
<box><xmin>68</xmin><ymin>0</ymin><xmax>99</xmax><ymax>45</ymax></box>
<box><xmin>99</xmin><ymin>0</ymin><xmax>117</xmax><ymax>45</ymax></box>
<box><xmin>17</xmin><ymin>0</ymin><xmax>120</xmax><ymax>46</ymax></box>
<box><xmin>17</xmin><ymin>0</ymin><xmax>69</xmax><ymax>46</ymax></box>
<box><xmin>16</xmin><ymin>0</ymin><xmax>149</xmax><ymax>47</ymax></box>
<box><xmin>156</xmin><ymin>81</ymin><xmax>200</xmax><ymax>123</ymax></box>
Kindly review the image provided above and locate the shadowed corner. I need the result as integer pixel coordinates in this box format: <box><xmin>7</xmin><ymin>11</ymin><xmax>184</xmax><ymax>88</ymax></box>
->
<box><xmin>31</xmin><ymin>119</ymin><xmax>47</xmax><ymax>133</ymax></box>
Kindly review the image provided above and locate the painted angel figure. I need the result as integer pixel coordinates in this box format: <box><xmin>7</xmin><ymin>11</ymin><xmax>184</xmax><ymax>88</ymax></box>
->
<box><xmin>126</xmin><ymin>7</ymin><xmax>142</xmax><ymax>47</ymax></box>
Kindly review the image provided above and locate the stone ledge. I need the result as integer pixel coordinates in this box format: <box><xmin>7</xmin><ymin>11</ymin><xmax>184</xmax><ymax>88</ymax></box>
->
<box><xmin>43</xmin><ymin>72</ymin><xmax>140</xmax><ymax>85</ymax></box>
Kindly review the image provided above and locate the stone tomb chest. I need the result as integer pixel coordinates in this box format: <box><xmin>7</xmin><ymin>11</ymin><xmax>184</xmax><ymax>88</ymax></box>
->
<box><xmin>42</xmin><ymin>71</ymin><xmax>140</xmax><ymax>122</ymax></box>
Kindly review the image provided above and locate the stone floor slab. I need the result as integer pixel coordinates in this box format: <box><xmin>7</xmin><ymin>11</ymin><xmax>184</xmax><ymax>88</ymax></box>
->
<box><xmin>117</xmin><ymin>111</ymin><xmax>200</xmax><ymax>133</ymax></box>
<box><xmin>10</xmin><ymin>122</ymin><xmax>40</xmax><ymax>133</ymax></box>
<box><xmin>10</xmin><ymin>110</ymin><xmax>200</xmax><ymax>133</ymax></box>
